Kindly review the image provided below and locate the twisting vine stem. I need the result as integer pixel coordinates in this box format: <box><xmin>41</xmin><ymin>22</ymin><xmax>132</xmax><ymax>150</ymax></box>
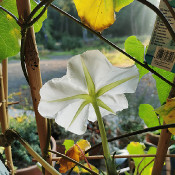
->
<box><xmin>85</xmin><ymin>123</ymin><xmax>175</xmax><ymax>154</ymax></box>
<box><xmin>19</xmin><ymin>0</ymin><xmax>54</xmax><ymax>84</ymax></box>
<box><xmin>26</xmin><ymin>0</ymin><xmax>49</xmax><ymax>22</ymax></box>
<box><xmin>20</xmin><ymin>28</ymin><xmax>29</xmax><ymax>84</ymax></box>
<box><xmin>50</xmin><ymin>3</ymin><xmax>175</xmax><ymax>87</ymax></box>
<box><xmin>26</xmin><ymin>0</ymin><xmax>54</xmax><ymax>28</ymax></box>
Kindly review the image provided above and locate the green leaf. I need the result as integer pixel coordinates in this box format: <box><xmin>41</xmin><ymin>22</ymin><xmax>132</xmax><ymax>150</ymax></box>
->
<box><xmin>124</xmin><ymin>36</ymin><xmax>174</xmax><ymax>104</ymax></box>
<box><xmin>63</xmin><ymin>140</ymin><xmax>74</xmax><ymax>153</ymax></box>
<box><xmin>152</xmin><ymin>67</ymin><xmax>174</xmax><ymax>104</ymax></box>
<box><xmin>1</xmin><ymin>0</ymin><xmax>47</xmax><ymax>33</ymax></box>
<box><xmin>141</xmin><ymin>147</ymin><xmax>156</xmax><ymax>175</ymax></box>
<box><xmin>155</xmin><ymin>98</ymin><xmax>175</xmax><ymax>135</ymax></box>
<box><xmin>0</xmin><ymin>0</ymin><xmax>47</xmax><ymax>60</ymax></box>
<box><xmin>0</xmin><ymin>0</ymin><xmax>17</xmax><ymax>15</ymax></box>
<box><xmin>114</xmin><ymin>0</ymin><xmax>134</xmax><ymax>12</ymax></box>
<box><xmin>127</xmin><ymin>142</ymin><xmax>145</xmax><ymax>175</ymax></box>
<box><xmin>0</xmin><ymin>0</ymin><xmax>21</xmax><ymax>60</ymax></box>
<box><xmin>30</xmin><ymin>0</ymin><xmax>47</xmax><ymax>33</ymax></box>
<box><xmin>125</xmin><ymin>36</ymin><xmax>149</xmax><ymax>80</ymax></box>
<box><xmin>139</xmin><ymin>104</ymin><xmax>163</xmax><ymax>128</ymax></box>
<box><xmin>127</xmin><ymin>142</ymin><xmax>156</xmax><ymax>175</ymax></box>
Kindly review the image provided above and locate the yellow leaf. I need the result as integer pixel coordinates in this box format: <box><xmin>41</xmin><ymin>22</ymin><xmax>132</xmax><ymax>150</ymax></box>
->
<box><xmin>0</xmin><ymin>147</ymin><xmax>4</xmax><ymax>154</ymax></box>
<box><xmin>73</xmin><ymin>0</ymin><xmax>134</xmax><ymax>32</ymax></box>
<box><xmin>156</xmin><ymin>98</ymin><xmax>175</xmax><ymax>135</ymax></box>
<box><xmin>58</xmin><ymin>139</ymin><xmax>91</xmax><ymax>173</ymax></box>
<box><xmin>73</xmin><ymin>0</ymin><xmax>115</xmax><ymax>32</ymax></box>
<box><xmin>58</xmin><ymin>145</ymin><xmax>80</xmax><ymax>173</ymax></box>
<box><xmin>73</xmin><ymin>166</ymin><xmax>80</xmax><ymax>173</ymax></box>
<box><xmin>77</xmin><ymin>139</ymin><xmax>91</xmax><ymax>151</ymax></box>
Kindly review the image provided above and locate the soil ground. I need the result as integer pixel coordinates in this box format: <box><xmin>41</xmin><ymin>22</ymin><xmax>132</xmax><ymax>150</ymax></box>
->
<box><xmin>8</xmin><ymin>55</ymin><xmax>70</xmax><ymax>94</ymax></box>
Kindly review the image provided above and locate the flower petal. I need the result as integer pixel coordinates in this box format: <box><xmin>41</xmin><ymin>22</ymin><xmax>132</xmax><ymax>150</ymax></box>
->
<box><xmin>96</xmin><ymin>65</ymin><xmax>139</xmax><ymax>94</ymax></box>
<box><xmin>38</xmin><ymin>98</ymin><xmax>78</xmax><ymax>117</ymax></box>
<box><xmin>67</xmin><ymin>50</ymin><xmax>114</xmax><ymax>89</ymax></box>
<box><xmin>38</xmin><ymin>75</ymin><xmax>87</xmax><ymax>117</ymax></box>
<box><xmin>87</xmin><ymin>94</ymin><xmax>128</xmax><ymax>122</ymax></box>
<box><xmin>67</xmin><ymin>55</ymin><xmax>87</xmax><ymax>91</ymax></box>
<box><xmin>55</xmin><ymin>100</ymin><xmax>89</xmax><ymax>135</ymax></box>
<box><xmin>88</xmin><ymin>104</ymin><xmax>97</xmax><ymax>122</ymax></box>
<box><xmin>40</xmin><ymin>75</ymin><xmax>86</xmax><ymax>101</ymax></box>
<box><xmin>38</xmin><ymin>100</ymin><xmax>57</xmax><ymax>118</ymax></box>
<box><xmin>99</xmin><ymin>94</ymin><xmax>128</xmax><ymax>113</ymax></box>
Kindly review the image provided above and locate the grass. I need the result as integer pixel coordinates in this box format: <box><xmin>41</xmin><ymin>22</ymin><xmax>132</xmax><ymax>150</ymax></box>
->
<box><xmin>8</xmin><ymin>36</ymin><xmax>150</xmax><ymax>62</ymax></box>
<box><xmin>104</xmin><ymin>51</ymin><xmax>134</xmax><ymax>67</ymax></box>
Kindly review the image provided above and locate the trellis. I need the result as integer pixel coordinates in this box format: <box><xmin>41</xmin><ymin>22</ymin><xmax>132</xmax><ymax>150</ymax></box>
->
<box><xmin>0</xmin><ymin>0</ymin><xmax>175</xmax><ymax>175</ymax></box>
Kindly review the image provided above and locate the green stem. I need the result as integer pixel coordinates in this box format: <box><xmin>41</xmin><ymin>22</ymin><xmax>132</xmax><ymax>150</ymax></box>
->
<box><xmin>92</xmin><ymin>100</ymin><xmax>110</xmax><ymax>159</ymax></box>
<box><xmin>92</xmin><ymin>99</ymin><xmax>118</xmax><ymax>175</ymax></box>
<box><xmin>17</xmin><ymin>136</ymin><xmax>60</xmax><ymax>175</ymax></box>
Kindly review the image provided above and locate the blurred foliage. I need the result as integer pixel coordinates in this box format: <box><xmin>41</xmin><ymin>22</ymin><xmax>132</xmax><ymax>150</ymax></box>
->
<box><xmin>9</xmin><ymin>115</ymin><xmax>41</xmax><ymax>169</ymax></box>
<box><xmin>61</xmin><ymin>36</ymin><xmax>82</xmax><ymax>50</ymax></box>
<box><xmin>36</xmin><ymin>0</ymin><xmax>158</xmax><ymax>50</ymax></box>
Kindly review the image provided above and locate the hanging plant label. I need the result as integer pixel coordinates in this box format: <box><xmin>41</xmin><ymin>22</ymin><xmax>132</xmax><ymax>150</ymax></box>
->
<box><xmin>145</xmin><ymin>0</ymin><xmax>175</xmax><ymax>72</ymax></box>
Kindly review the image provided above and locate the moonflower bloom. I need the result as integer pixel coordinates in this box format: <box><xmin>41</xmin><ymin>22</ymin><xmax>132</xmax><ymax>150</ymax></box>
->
<box><xmin>38</xmin><ymin>50</ymin><xmax>139</xmax><ymax>135</ymax></box>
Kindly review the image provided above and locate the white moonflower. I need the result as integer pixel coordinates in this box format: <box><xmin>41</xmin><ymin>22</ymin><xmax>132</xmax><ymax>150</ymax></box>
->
<box><xmin>38</xmin><ymin>50</ymin><xmax>139</xmax><ymax>135</ymax></box>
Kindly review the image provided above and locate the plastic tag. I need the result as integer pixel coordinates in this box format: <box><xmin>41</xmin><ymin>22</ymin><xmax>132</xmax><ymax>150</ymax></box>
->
<box><xmin>145</xmin><ymin>0</ymin><xmax>175</xmax><ymax>72</ymax></box>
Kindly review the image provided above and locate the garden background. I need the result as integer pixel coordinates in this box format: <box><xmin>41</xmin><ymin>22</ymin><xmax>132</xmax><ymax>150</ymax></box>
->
<box><xmin>1</xmin><ymin>0</ymin><xmax>175</xmax><ymax>174</ymax></box>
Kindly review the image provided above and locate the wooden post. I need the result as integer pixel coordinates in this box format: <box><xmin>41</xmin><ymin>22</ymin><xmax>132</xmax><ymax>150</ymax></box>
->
<box><xmin>152</xmin><ymin>78</ymin><xmax>175</xmax><ymax>174</ymax></box>
<box><xmin>16</xmin><ymin>1</ymin><xmax>52</xmax><ymax>174</ymax></box>
<box><xmin>0</xmin><ymin>64</ymin><xmax>14</xmax><ymax>174</ymax></box>
<box><xmin>152</xmin><ymin>126</ymin><xmax>171</xmax><ymax>175</ymax></box>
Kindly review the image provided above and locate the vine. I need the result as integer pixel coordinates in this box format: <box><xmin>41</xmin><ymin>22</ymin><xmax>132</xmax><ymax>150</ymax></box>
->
<box><xmin>0</xmin><ymin>0</ymin><xmax>175</xmax><ymax>174</ymax></box>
